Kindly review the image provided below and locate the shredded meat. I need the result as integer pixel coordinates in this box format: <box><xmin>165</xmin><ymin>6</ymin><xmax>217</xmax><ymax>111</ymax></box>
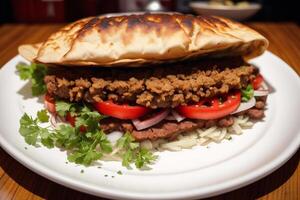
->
<box><xmin>235</xmin><ymin>96</ymin><xmax>267</xmax><ymax>120</ymax></box>
<box><xmin>218</xmin><ymin>116</ymin><xmax>234</xmax><ymax>127</ymax></box>
<box><xmin>247</xmin><ymin>109</ymin><xmax>265</xmax><ymax>119</ymax></box>
<box><xmin>44</xmin><ymin>57</ymin><xmax>257</xmax><ymax>108</ymax></box>
<box><xmin>100</xmin><ymin>116</ymin><xmax>235</xmax><ymax>141</ymax></box>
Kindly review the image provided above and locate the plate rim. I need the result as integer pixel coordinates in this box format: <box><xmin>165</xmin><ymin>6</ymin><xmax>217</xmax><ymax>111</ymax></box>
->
<box><xmin>189</xmin><ymin>2</ymin><xmax>262</xmax><ymax>11</ymax></box>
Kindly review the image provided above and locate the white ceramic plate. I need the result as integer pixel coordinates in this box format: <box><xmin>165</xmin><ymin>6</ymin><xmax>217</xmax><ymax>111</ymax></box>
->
<box><xmin>0</xmin><ymin>52</ymin><xmax>299</xmax><ymax>200</ymax></box>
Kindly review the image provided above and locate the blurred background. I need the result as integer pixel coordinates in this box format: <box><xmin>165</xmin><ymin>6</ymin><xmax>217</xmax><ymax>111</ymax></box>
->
<box><xmin>0</xmin><ymin>0</ymin><xmax>299</xmax><ymax>23</ymax></box>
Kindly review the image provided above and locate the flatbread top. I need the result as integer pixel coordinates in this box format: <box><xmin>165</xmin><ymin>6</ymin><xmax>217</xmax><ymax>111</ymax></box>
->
<box><xmin>18</xmin><ymin>13</ymin><xmax>268</xmax><ymax>67</ymax></box>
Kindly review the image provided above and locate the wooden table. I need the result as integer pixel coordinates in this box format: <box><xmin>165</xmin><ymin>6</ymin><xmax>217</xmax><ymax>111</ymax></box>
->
<box><xmin>0</xmin><ymin>23</ymin><xmax>299</xmax><ymax>200</ymax></box>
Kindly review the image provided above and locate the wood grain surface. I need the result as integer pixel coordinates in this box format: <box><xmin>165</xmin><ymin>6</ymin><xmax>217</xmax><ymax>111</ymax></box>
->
<box><xmin>0</xmin><ymin>23</ymin><xmax>299</xmax><ymax>200</ymax></box>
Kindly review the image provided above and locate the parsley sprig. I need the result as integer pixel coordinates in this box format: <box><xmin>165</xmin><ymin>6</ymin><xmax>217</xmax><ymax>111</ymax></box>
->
<box><xmin>19</xmin><ymin>107</ymin><xmax>113</xmax><ymax>166</ymax></box>
<box><xmin>19</xmin><ymin>111</ymin><xmax>54</xmax><ymax>148</ymax></box>
<box><xmin>16</xmin><ymin>63</ymin><xmax>47</xmax><ymax>96</ymax></box>
<box><xmin>55</xmin><ymin>101</ymin><xmax>77</xmax><ymax>117</ymax></box>
<box><xmin>19</xmin><ymin>102</ymin><xmax>157</xmax><ymax>169</ymax></box>
<box><xmin>116</xmin><ymin>133</ymin><xmax>157</xmax><ymax>169</ymax></box>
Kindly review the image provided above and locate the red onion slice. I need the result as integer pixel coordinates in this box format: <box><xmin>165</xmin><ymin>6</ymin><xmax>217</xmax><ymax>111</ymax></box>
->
<box><xmin>254</xmin><ymin>90</ymin><xmax>269</xmax><ymax>96</ymax></box>
<box><xmin>50</xmin><ymin>115</ymin><xmax>58</xmax><ymax>128</ymax></box>
<box><xmin>232</xmin><ymin>97</ymin><xmax>256</xmax><ymax>114</ymax></box>
<box><xmin>260</xmin><ymin>82</ymin><xmax>269</xmax><ymax>90</ymax></box>
<box><xmin>171</xmin><ymin>110</ymin><xmax>186</xmax><ymax>122</ymax></box>
<box><xmin>254</xmin><ymin>81</ymin><xmax>269</xmax><ymax>96</ymax></box>
<box><xmin>132</xmin><ymin>109</ymin><xmax>170</xmax><ymax>130</ymax></box>
<box><xmin>50</xmin><ymin>114</ymin><xmax>66</xmax><ymax>128</ymax></box>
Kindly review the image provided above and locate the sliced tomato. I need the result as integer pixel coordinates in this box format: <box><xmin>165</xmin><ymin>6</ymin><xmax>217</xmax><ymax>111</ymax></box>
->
<box><xmin>66</xmin><ymin>112</ymin><xmax>76</xmax><ymax>126</ymax></box>
<box><xmin>176</xmin><ymin>91</ymin><xmax>241</xmax><ymax>120</ymax></box>
<box><xmin>252</xmin><ymin>74</ymin><xmax>264</xmax><ymax>90</ymax></box>
<box><xmin>94</xmin><ymin>101</ymin><xmax>150</xmax><ymax>119</ymax></box>
<box><xmin>44</xmin><ymin>93</ymin><xmax>56</xmax><ymax>113</ymax></box>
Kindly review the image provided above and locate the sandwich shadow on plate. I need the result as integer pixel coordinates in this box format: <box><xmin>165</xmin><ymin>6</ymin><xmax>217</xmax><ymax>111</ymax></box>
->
<box><xmin>17</xmin><ymin>81</ymin><xmax>43</xmax><ymax>104</ymax></box>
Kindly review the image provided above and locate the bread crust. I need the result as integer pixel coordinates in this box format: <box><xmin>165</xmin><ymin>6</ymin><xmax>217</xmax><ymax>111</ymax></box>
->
<box><xmin>18</xmin><ymin>13</ymin><xmax>268</xmax><ymax>67</ymax></box>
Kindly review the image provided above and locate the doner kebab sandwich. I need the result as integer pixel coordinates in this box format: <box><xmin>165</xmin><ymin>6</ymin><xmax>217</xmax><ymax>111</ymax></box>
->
<box><xmin>17</xmin><ymin>13</ymin><xmax>269</xmax><ymax>168</ymax></box>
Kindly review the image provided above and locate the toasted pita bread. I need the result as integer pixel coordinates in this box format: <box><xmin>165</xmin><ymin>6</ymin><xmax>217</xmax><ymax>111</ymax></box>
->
<box><xmin>18</xmin><ymin>43</ymin><xmax>42</xmax><ymax>62</ymax></box>
<box><xmin>18</xmin><ymin>13</ymin><xmax>268</xmax><ymax>67</ymax></box>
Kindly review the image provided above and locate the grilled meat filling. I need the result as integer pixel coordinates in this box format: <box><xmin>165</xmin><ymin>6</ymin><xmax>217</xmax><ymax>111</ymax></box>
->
<box><xmin>44</xmin><ymin>57</ymin><xmax>257</xmax><ymax>108</ymax></box>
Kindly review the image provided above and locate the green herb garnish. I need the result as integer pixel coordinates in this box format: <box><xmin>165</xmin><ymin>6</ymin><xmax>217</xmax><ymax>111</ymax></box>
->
<box><xmin>37</xmin><ymin>109</ymin><xmax>49</xmax><ymax>123</ymax></box>
<box><xmin>117</xmin><ymin>170</ymin><xmax>122</xmax><ymax>175</ymax></box>
<box><xmin>19</xmin><ymin>110</ymin><xmax>54</xmax><ymax>148</ymax></box>
<box><xmin>116</xmin><ymin>132</ymin><xmax>157</xmax><ymax>169</ymax></box>
<box><xmin>19</xmin><ymin>106</ymin><xmax>112</xmax><ymax>166</ymax></box>
<box><xmin>16</xmin><ymin>63</ymin><xmax>47</xmax><ymax>96</ymax></box>
<box><xmin>19</xmin><ymin>103</ymin><xmax>157</xmax><ymax>169</ymax></box>
<box><xmin>55</xmin><ymin>101</ymin><xmax>77</xmax><ymax>117</ymax></box>
<box><xmin>241</xmin><ymin>84</ymin><xmax>254</xmax><ymax>102</ymax></box>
